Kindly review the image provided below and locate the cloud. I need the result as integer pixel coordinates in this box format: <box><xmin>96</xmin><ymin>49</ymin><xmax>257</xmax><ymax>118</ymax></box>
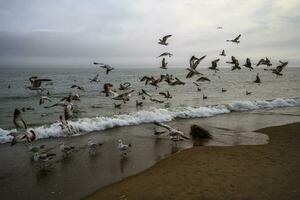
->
<box><xmin>0</xmin><ymin>0</ymin><xmax>299</xmax><ymax>67</ymax></box>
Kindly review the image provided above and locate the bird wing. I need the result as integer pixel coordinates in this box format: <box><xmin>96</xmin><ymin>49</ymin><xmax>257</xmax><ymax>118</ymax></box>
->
<box><xmin>159</xmin><ymin>92</ymin><xmax>167</xmax><ymax>98</ymax></box>
<box><xmin>233</xmin><ymin>34</ymin><xmax>241</xmax><ymax>41</ymax></box>
<box><xmin>162</xmin><ymin>34</ymin><xmax>172</xmax><ymax>42</ymax></box>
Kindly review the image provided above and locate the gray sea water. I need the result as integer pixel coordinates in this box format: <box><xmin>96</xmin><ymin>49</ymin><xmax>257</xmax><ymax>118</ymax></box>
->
<box><xmin>0</xmin><ymin>67</ymin><xmax>299</xmax><ymax>136</ymax></box>
<box><xmin>0</xmin><ymin>66</ymin><xmax>300</xmax><ymax>200</ymax></box>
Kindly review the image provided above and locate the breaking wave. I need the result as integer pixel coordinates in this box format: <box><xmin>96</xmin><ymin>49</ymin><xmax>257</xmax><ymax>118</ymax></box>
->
<box><xmin>0</xmin><ymin>98</ymin><xmax>299</xmax><ymax>144</ymax></box>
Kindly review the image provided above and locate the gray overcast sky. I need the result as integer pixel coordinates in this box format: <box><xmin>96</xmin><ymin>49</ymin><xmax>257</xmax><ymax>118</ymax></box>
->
<box><xmin>0</xmin><ymin>0</ymin><xmax>299</xmax><ymax>68</ymax></box>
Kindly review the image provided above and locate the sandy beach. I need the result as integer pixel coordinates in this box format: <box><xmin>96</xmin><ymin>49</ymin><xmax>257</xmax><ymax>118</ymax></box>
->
<box><xmin>86</xmin><ymin>122</ymin><xmax>300</xmax><ymax>200</ymax></box>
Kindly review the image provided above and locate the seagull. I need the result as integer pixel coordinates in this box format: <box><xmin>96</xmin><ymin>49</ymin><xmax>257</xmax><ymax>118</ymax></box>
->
<box><xmin>60</xmin><ymin>143</ymin><xmax>75</xmax><ymax>157</ymax></box>
<box><xmin>13</xmin><ymin>109</ymin><xmax>27</xmax><ymax>130</ymax></box>
<box><xmin>217</xmin><ymin>26</ymin><xmax>223</xmax><ymax>29</ymax></box>
<box><xmin>158</xmin><ymin>34</ymin><xmax>172</xmax><ymax>46</ymax></box>
<box><xmin>118</xmin><ymin>139</ymin><xmax>132</xmax><ymax>156</ymax></box>
<box><xmin>203</xmin><ymin>94</ymin><xmax>207</xmax><ymax>99</ymax></box>
<box><xmin>28</xmin><ymin>144</ymin><xmax>46</xmax><ymax>153</ymax></box>
<box><xmin>253</xmin><ymin>73</ymin><xmax>261</xmax><ymax>84</ymax></box>
<box><xmin>141</xmin><ymin>89</ymin><xmax>152</xmax><ymax>97</ymax></box>
<box><xmin>186</xmin><ymin>55</ymin><xmax>206</xmax><ymax>78</ymax></box>
<box><xmin>102</xmin><ymin>83</ymin><xmax>114</xmax><ymax>96</ymax></box>
<box><xmin>64</xmin><ymin>102</ymin><xmax>73</xmax><ymax>121</ymax></box>
<box><xmin>159</xmin><ymin>90</ymin><xmax>172</xmax><ymax>99</ymax></box>
<box><xmin>150</xmin><ymin>97</ymin><xmax>164</xmax><ymax>103</ymax></box>
<box><xmin>33</xmin><ymin>152</ymin><xmax>56</xmax><ymax>169</ymax></box>
<box><xmin>27</xmin><ymin>76</ymin><xmax>52</xmax><ymax>92</ymax></box>
<box><xmin>154</xmin><ymin>122</ymin><xmax>190</xmax><ymax>140</ymax></box>
<box><xmin>169</xmin><ymin>77</ymin><xmax>185</xmax><ymax>86</ymax></box>
<box><xmin>226</xmin><ymin>56</ymin><xmax>241</xmax><ymax>70</ymax></box>
<box><xmin>94</xmin><ymin>62</ymin><xmax>115</xmax><ymax>74</ymax></box>
<box><xmin>220</xmin><ymin>50</ymin><xmax>226</xmax><ymax>56</ymax></box>
<box><xmin>246</xmin><ymin>91</ymin><xmax>252</xmax><ymax>95</ymax></box>
<box><xmin>89</xmin><ymin>73</ymin><xmax>100</xmax><ymax>83</ymax></box>
<box><xmin>9</xmin><ymin>130</ymin><xmax>36</xmax><ymax>146</ymax></box>
<box><xmin>222</xmin><ymin>88</ymin><xmax>227</xmax><ymax>92</ymax></box>
<box><xmin>243</xmin><ymin>58</ymin><xmax>253</xmax><ymax>71</ymax></box>
<box><xmin>21</xmin><ymin>107</ymin><xmax>35</xmax><ymax>112</ymax></box>
<box><xmin>196</xmin><ymin>76</ymin><xmax>210</xmax><ymax>82</ymax></box>
<box><xmin>256</xmin><ymin>57</ymin><xmax>272</xmax><ymax>67</ymax></box>
<box><xmin>136</xmin><ymin>100</ymin><xmax>143</xmax><ymax>107</ymax></box>
<box><xmin>119</xmin><ymin>82</ymin><xmax>131</xmax><ymax>90</ymax></box>
<box><xmin>272</xmin><ymin>60</ymin><xmax>288</xmax><ymax>76</ymax></box>
<box><xmin>226</xmin><ymin>34</ymin><xmax>241</xmax><ymax>44</ymax></box>
<box><xmin>39</xmin><ymin>96</ymin><xmax>52</xmax><ymax>105</ymax></box>
<box><xmin>153</xmin><ymin>127</ymin><xmax>166</xmax><ymax>136</ymax></box>
<box><xmin>88</xmin><ymin>139</ymin><xmax>103</xmax><ymax>155</ymax></box>
<box><xmin>114</xmin><ymin>103</ymin><xmax>122</xmax><ymax>109</ymax></box>
<box><xmin>157</xmin><ymin>52</ymin><xmax>173</xmax><ymax>58</ymax></box>
<box><xmin>160</xmin><ymin>58</ymin><xmax>168</xmax><ymax>69</ymax></box>
<box><xmin>209</xmin><ymin>59</ymin><xmax>220</xmax><ymax>72</ymax></box>
<box><xmin>71</xmin><ymin>85</ymin><xmax>85</xmax><ymax>91</ymax></box>
<box><xmin>112</xmin><ymin>90</ymin><xmax>135</xmax><ymax>103</ymax></box>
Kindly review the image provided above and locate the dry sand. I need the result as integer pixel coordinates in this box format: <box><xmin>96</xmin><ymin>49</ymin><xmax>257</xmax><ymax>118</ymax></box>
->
<box><xmin>85</xmin><ymin>122</ymin><xmax>300</xmax><ymax>200</ymax></box>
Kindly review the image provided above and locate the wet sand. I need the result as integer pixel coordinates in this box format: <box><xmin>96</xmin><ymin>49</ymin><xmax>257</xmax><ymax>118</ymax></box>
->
<box><xmin>86</xmin><ymin>122</ymin><xmax>300</xmax><ymax>200</ymax></box>
<box><xmin>0</xmin><ymin>107</ymin><xmax>299</xmax><ymax>200</ymax></box>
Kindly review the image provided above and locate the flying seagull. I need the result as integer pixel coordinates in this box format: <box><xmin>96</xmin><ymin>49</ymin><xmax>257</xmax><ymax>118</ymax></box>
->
<box><xmin>272</xmin><ymin>60</ymin><xmax>288</xmax><ymax>76</ymax></box>
<box><xmin>39</xmin><ymin>96</ymin><xmax>52</xmax><ymax>105</ymax></box>
<box><xmin>154</xmin><ymin>122</ymin><xmax>190</xmax><ymax>140</ymax></box>
<box><xmin>209</xmin><ymin>59</ymin><xmax>220</xmax><ymax>72</ymax></box>
<box><xmin>27</xmin><ymin>76</ymin><xmax>52</xmax><ymax>92</ymax></box>
<box><xmin>159</xmin><ymin>90</ymin><xmax>172</xmax><ymax>99</ymax></box>
<box><xmin>226</xmin><ymin>34</ymin><xmax>241</xmax><ymax>44</ymax></box>
<box><xmin>94</xmin><ymin>62</ymin><xmax>115</xmax><ymax>74</ymax></box>
<box><xmin>160</xmin><ymin>58</ymin><xmax>168</xmax><ymax>69</ymax></box>
<box><xmin>157</xmin><ymin>52</ymin><xmax>173</xmax><ymax>58</ymax></box>
<box><xmin>89</xmin><ymin>73</ymin><xmax>100</xmax><ymax>83</ymax></box>
<box><xmin>186</xmin><ymin>55</ymin><xmax>206</xmax><ymax>78</ymax></box>
<box><xmin>158</xmin><ymin>34</ymin><xmax>172</xmax><ymax>46</ymax></box>
<box><xmin>253</xmin><ymin>73</ymin><xmax>261</xmax><ymax>84</ymax></box>
<box><xmin>243</xmin><ymin>58</ymin><xmax>253</xmax><ymax>71</ymax></box>
<box><xmin>119</xmin><ymin>82</ymin><xmax>131</xmax><ymax>90</ymax></box>
<box><xmin>220</xmin><ymin>50</ymin><xmax>226</xmax><ymax>56</ymax></box>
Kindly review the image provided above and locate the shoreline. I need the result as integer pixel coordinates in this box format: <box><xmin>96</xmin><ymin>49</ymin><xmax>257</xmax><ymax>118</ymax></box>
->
<box><xmin>85</xmin><ymin>122</ymin><xmax>300</xmax><ymax>200</ymax></box>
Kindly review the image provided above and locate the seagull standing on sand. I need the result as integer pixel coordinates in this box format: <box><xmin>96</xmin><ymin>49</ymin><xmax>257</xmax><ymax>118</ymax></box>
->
<box><xmin>88</xmin><ymin>139</ymin><xmax>103</xmax><ymax>155</ymax></box>
<box><xmin>60</xmin><ymin>143</ymin><xmax>75</xmax><ymax>158</ymax></box>
<box><xmin>118</xmin><ymin>139</ymin><xmax>132</xmax><ymax>156</ymax></box>
<box><xmin>158</xmin><ymin>35</ymin><xmax>172</xmax><ymax>46</ymax></box>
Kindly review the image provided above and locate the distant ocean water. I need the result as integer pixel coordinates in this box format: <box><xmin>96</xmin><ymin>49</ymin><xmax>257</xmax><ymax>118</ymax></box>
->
<box><xmin>0</xmin><ymin>67</ymin><xmax>300</xmax><ymax>143</ymax></box>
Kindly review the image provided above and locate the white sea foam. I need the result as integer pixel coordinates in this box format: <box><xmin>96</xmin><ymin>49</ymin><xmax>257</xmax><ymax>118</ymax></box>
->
<box><xmin>0</xmin><ymin>98</ymin><xmax>299</xmax><ymax>144</ymax></box>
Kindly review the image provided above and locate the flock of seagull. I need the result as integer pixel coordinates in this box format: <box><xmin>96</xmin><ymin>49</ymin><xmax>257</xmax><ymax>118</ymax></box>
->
<box><xmin>6</xmin><ymin>32</ymin><xmax>288</xmax><ymax>170</ymax></box>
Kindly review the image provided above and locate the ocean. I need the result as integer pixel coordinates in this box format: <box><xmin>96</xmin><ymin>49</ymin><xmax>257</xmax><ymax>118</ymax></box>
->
<box><xmin>0</xmin><ymin>67</ymin><xmax>299</xmax><ymax>143</ymax></box>
<box><xmin>0</xmin><ymin>66</ymin><xmax>300</xmax><ymax>200</ymax></box>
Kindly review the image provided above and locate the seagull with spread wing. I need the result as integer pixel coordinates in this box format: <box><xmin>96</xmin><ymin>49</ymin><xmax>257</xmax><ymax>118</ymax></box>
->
<box><xmin>158</xmin><ymin>34</ymin><xmax>172</xmax><ymax>45</ymax></box>
<box><xmin>154</xmin><ymin>122</ymin><xmax>190</xmax><ymax>140</ymax></box>
<box><xmin>226</xmin><ymin>34</ymin><xmax>241</xmax><ymax>44</ymax></box>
